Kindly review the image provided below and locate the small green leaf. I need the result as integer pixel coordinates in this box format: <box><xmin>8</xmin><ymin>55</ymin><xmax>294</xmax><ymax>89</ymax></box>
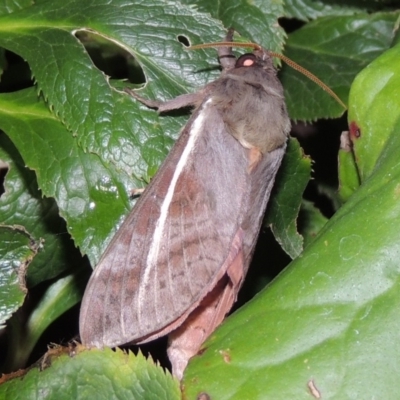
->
<box><xmin>338</xmin><ymin>132</ymin><xmax>360</xmax><ymax>202</ymax></box>
<box><xmin>298</xmin><ymin>199</ymin><xmax>328</xmax><ymax>248</ymax></box>
<box><xmin>348</xmin><ymin>43</ymin><xmax>400</xmax><ymax>181</ymax></box>
<box><xmin>0</xmin><ymin>225</ymin><xmax>37</xmax><ymax>329</ymax></box>
<box><xmin>266</xmin><ymin>138</ymin><xmax>311</xmax><ymax>259</ymax></box>
<box><xmin>5</xmin><ymin>267</ymin><xmax>90</xmax><ymax>372</ymax></box>
<box><xmin>0</xmin><ymin>346</ymin><xmax>180</xmax><ymax>400</ymax></box>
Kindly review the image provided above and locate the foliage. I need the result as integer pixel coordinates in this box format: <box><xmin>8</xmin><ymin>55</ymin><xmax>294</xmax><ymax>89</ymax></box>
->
<box><xmin>0</xmin><ymin>0</ymin><xmax>399</xmax><ymax>398</ymax></box>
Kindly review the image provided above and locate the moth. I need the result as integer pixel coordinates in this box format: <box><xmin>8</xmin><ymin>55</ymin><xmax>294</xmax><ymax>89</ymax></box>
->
<box><xmin>80</xmin><ymin>31</ymin><xmax>327</xmax><ymax>379</ymax></box>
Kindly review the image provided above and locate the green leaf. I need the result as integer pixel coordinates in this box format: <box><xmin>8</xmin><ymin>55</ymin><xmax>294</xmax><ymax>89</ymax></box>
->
<box><xmin>348</xmin><ymin>42</ymin><xmax>400</xmax><ymax>181</ymax></box>
<box><xmin>0</xmin><ymin>0</ymin><xmax>32</xmax><ymax>17</ymax></box>
<box><xmin>265</xmin><ymin>138</ymin><xmax>311</xmax><ymax>258</ymax></box>
<box><xmin>298</xmin><ymin>199</ymin><xmax>328</xmax><ymax>248</ymax></box>
<box><xmin>0</xmin><ymin>107</ymin><xmax>90</xmax><ymax>282</ymax></box>
<box><xmin>0</xmin><ymin>88</ymin><xmax>133</xmax><ymax>265</ymax></box>
<box><xmin>281</xmin><ymin>12</ymin><xmax>400</xmax><ymax>120</ymax></box>
<box><xmin>4</xmin><ymin>267</ymin><xmax>90</xmax><ymax>371</ymax></box>
<box><xmin>180</xmin><ymin>0</ymin><xmax>287</xmax><ymax>53</ymax></box>
<box><xmin>283</xmin><ymin>0</ymin><xmax>373</xmax><ymax>21</ymax></box>
<box><xmin>338</xmin><ymin>131</ymin><xmax>360</xmax><ymax>202</ymax></box>
<box><xmin>0</xmin><ymin>225</ymin><xmax>36</xmax><ymax>329</ymax></box>
<box><xmin>0</xmin><ymin>346</ymin><xmax>180</xmax><ymax>400</ymax></box>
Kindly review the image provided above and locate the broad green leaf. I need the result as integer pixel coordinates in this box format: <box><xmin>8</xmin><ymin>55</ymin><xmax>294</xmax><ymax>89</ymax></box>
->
<box><xmin>0</xmin><ymin>225</ymin><xmax>36</xmax><ymax>329</ymax></box>
<box><xmin>348</xmin><ymin>43</ymin><xmax>400</xmax><ymax>181</ymax></box>
<box><xmin>182</xmin><ymin>38</ymin><xmax>400</xmax><ymax>400</ymax></box>
<box><xmin>0</xmin><ymin>346</ymin><xmax>180</xmax><ymax>400</ymax></box>
<box><xmin>0</xmin><ymin>99</ymin><xmax>98</xmax><ymax>276</ymax></box>
<box><xmin>265</xmin><ymin>138</ymin><xmax>311</xmax><ymax>258</ymax></box>
<box><xmin>281</xmin><ymin>12</ymin><xmax>400</xmax><ymax>121</ymax></box>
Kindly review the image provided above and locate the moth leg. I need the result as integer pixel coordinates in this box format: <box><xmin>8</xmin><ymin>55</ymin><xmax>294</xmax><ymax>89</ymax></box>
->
<box><xmin>225</xmin><ymin>27</ymin><xmax>234</xmax><ymax>42</ymax></box>
<box><xmin>247</xmin><ymin>147</ymin><xmax>263</xmax><ymax>172</ymax></box>
<box><xmin>130</xmin><ymin>187</ymin><xmax>145</xmax><ymax>198</ymax></box>
<box><xmin>125</xmin><ymin>88</ymin><xmax>202</xmax><ymax>112</ymax></box>
<box><xmin>218</xmin><ymin>28</ymin><xmax>236</xmax><ymax>71</ymax></box>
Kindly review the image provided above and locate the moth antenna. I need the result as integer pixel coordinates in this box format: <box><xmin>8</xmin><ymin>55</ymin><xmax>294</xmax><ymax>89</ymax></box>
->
<box><xmin>189</xmin><ymin>42</ymin><xmax>347</xmax><ymax>110</ymax></box>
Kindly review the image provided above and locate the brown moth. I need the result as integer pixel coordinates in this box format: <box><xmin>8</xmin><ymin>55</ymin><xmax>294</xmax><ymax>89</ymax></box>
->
<box><xmin>79</xmin><ymin>31</ymin><xmax>290</xmax><ymax>379</ymax></box>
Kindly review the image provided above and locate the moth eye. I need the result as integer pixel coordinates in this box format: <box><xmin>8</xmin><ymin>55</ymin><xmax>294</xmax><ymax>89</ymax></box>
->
<box><xmin>236</xmin><ymin>53</ymin><xmax>257</xmax><ymax>68</ymax></box>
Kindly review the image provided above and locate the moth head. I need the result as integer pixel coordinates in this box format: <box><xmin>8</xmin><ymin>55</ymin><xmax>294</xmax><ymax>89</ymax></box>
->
<box><xmin>189</xmin><ymin>39</ymin><xmax>346</xmax><ymax>110</ymax></box>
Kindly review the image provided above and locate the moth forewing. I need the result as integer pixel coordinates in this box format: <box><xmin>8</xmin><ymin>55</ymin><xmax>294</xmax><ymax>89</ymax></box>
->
<box><xmin>79</xmin><ymin>36</ymin><xmax>290</xmax><ymax>378</ymax></box>
<box><xmin>80</xmin><ymin>99</ymin><xmax>251</xmax><ymax>347</ymax></box>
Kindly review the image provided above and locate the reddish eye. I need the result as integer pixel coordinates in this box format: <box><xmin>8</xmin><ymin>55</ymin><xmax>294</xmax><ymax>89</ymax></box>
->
<box><xmin>236</xmin><ymin>53</ymin><xmax>256</xmax><ymax>68</ymax></box>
